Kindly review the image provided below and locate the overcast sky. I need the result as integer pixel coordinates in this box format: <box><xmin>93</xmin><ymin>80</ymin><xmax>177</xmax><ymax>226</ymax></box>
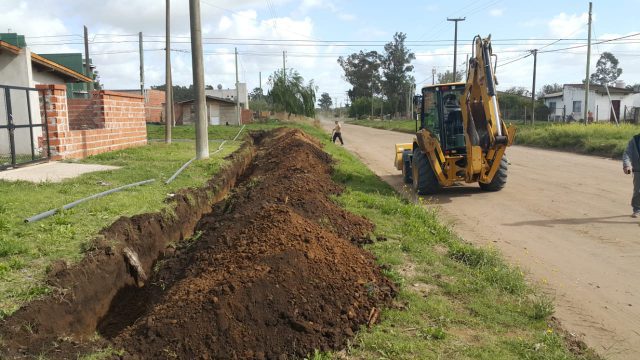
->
<box><xmin>2</xmin><ymin>0</ymin><xmax>639</xmax><ymax>105</ymax></box>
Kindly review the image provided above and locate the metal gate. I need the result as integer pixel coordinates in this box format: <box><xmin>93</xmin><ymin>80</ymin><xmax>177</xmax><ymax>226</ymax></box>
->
<box><xmin>0</xmin><ymin>84</ymin><xmax>49</xmax><ymax>170</ymax></box>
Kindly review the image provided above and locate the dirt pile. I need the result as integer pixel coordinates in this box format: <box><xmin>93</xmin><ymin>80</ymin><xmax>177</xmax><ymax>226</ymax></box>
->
<box><xmin>0</xmin><ymin>128</ymin><xmax>394</xmax><ymax>359</ymax></box>
<box><xmin>108</xmin><ymin>128</ymin><xmax>395</xmax><ymax>358</ymax></box>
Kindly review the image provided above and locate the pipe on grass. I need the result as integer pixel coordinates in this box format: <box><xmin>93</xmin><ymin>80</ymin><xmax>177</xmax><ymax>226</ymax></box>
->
<box><xmin>232</xmin><ymin>125</ymin><xmax>246</xmax><ymax>141</ymax></box>
<box><xmin>25</xmin><ymin>179</ymin><xmax>156</xmax><ymax>223</ymax></box>
<box><xmin>165</xmin><ymin>157</ymin><xmax>196</xmax><ymax>185</ymax></box>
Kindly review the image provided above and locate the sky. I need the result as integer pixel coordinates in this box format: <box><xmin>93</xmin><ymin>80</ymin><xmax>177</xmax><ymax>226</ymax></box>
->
<box><xmin>2</xmin><ymin>0</ymin><xmax>639</xmax><ymax>106</ymax></box>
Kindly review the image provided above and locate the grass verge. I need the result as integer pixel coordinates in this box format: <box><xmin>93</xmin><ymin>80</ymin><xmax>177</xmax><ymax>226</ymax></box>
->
<box><xmin>346</xmin><ymin>119</ymin><xmax>416</xmax><ymax>134</ymax></box>
<box><xmin>0</xmin><ymin>132</ymin><xmax>248</xmax><ymax>317</ymax></box>
<box><xmin>515</xmin><ymin>122</ymin><xmax>639</xmax><ymax>158</ymax></box>
<box><xmin>297</xmin><ymin>123</ymin><xmax>601</xmax><ymax>359</ymax></box>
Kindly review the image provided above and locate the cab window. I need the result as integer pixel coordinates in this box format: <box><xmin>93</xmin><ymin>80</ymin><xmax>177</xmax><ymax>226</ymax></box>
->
<box><xmin>422</xmin><ymin>91</ymin><xmax>439</xmax><ymax>134</ymax></box>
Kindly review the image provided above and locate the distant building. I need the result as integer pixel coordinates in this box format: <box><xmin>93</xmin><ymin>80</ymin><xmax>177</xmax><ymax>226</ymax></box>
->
<box><xmin>205</xmin><ymin>83</ymin><xmax>248</xmax><ymax>109</ymax></box>
<box><xmin>541</xmin><ymin>84</ymin><xmax>638</xmax><ymax>122</ymax></box>
<box><xmin>175</xmin><ymin>96</ymin><xmax>241</xmax><ymax>125</ymax></box>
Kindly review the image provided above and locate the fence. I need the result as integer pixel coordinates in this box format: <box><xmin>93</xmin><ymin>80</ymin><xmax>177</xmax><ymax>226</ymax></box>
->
<box><xmin>0</xmin><ymin>84</ymin><xmax>49</xmax><ymax>170</ymax></box>
<box><xmin>37</xmin><ymin>84</ymin><xmax>147</xmax><ymax>160</ymax></box>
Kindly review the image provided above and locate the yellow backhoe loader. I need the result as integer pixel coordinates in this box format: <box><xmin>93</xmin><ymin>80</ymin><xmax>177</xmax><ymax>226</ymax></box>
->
<box><xmin>395</xmin><ymin>35</ymin><xmax>516</xmax><ymax>194</ymax></box>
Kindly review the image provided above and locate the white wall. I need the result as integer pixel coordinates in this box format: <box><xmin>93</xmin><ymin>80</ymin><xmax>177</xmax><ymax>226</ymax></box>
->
<box><xmin>205</xmin><ymin>82</ymin><xmax>248</xmax><ymax>109</ymax></box>
<box><xmin>0</xmin><ymin>48</ymin><xmax>56</xmax><ymax>161</ymax></box>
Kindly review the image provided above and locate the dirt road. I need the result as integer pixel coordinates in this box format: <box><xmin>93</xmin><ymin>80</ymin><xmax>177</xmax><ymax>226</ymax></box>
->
<box><xmin>322</xmin><ymin>120</ymin><xmax>640</xmax><ymax>359</ymax></box>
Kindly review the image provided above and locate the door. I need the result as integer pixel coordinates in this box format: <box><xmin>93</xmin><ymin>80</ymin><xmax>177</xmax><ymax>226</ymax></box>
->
<box><xmin>209</xmin><ymin>103</ymin><xmax>220</xmax><ymax>125</ymax></box>
<box><xmin>610</xmin><ymin>100</ymin><xmax>621</xmax><ymax>122</ymax></box>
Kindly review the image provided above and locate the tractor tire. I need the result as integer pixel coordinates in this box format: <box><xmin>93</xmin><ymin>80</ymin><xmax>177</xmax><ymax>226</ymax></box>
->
<box><xmin>479</xmin><ymin>157</ymin><xmax>508</xmax><ymax>192</ymax></box>
<box><xmin>402</xmin><ymin>150</ymin><xmax>412</xmax><ymax>184</ymax></box>
<box><xmin>412</xmin><ymin>149</ymin><xmax>441</xmax><ymax>195</ymax></box>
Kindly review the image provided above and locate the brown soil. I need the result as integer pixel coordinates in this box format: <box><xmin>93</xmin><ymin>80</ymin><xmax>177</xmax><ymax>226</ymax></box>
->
<box><xmin>0</xmin><ymin>128</ymin><xmax>395</xmax><ymax>359</ymax></box>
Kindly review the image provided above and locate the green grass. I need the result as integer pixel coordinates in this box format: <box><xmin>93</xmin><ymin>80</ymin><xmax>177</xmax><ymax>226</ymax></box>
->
<box><xmin>347</xmin><ymin>118</ymin><xmax>417</xmax><ymax>134</ymax></box>
<box><xmin>515</xmin><ymin>122</ymin><xmax>639</xmax><ymax>158</ymax></box>
<box><xmin>0</xmin><ymin>132</ymin><xmax>247</xmax><ymax>317</ymax></box>
<box><xmin>295</xmin><ymin>123</ymin><xmax>601</xmax><ymax>359</ymax></box>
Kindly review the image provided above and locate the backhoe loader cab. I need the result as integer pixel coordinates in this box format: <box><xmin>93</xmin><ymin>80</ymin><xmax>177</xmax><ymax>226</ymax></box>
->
<box><xmin>394</xmin><ymin>35</ymin><xmax>516</xmax><ymax>195</ymax></box>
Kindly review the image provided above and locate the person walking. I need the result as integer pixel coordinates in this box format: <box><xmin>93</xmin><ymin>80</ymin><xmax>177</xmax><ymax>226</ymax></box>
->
<box><xmin>623</xmin><ymin>133</ymin><xmax>640</xmax><ymax>217</ymax></box>
<box><xmin>332</xmin><ymin>120</ymin><xmax>344</xmax><ymax>145</ymax></box>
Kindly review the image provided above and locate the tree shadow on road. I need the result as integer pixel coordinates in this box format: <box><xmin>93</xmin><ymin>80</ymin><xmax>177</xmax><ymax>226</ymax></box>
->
<box><xmin>504</xmin><ymin>215</ymin><xmax>639</xmax><ymax>227</ymax></box>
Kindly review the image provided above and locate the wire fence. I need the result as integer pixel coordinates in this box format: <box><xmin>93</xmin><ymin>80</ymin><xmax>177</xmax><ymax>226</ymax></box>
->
<box><xmin>501</xmin><ymin>104</ymin><xmax>640</xmax><ymax>124</ymax></box>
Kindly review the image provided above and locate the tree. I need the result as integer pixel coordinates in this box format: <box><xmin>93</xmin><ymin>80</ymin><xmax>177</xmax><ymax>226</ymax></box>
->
<box><xmin>249</xmin><ymin>87</ymin><xmax>264</xmax><ymax>101</ymax></box>
<box><xmin>589</xmin><ymin>52</ymin><xmax>623</xmax><ymax>85</ymax></box>
<box><xmin>502</xmin><ymin>86</ymin><xmax>530</xmax><ymax>97</ymax></box>
<box><xmin>381</xmin><ymin>32</ymin><xmax>416</xmax><ymax>117</ymax></box>
<box><xmin>268</xmin><ymin>69</ymin><xmax>317</xmax><ymax>117</ymax></box>
<box><xmin>540</xmin><ymin>83</ymin><xmax>563</xmax><ymax>95</ymax></box>
<box><xmin>337</xmin><ymin>51</ymin><xmax>382</xmax><ymax>101</ymax></box>
<box><xmin>437</xmin><ymin>70</ymin><xmax>464</xmax><ymax>84</ymax></box>
<box><xmin>626</xmin><ymin>83</ymin><xmax>640</xmax><ymax>92</ymax></box>
<box><xmin>318</xmin><ymin>92</ymin><xmax>333</xmax><ymax>111</ymax></box>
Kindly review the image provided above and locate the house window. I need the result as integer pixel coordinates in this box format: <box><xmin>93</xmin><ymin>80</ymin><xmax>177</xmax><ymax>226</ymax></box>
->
<box><xmin>548</xmin><ymin>102</ymin><xmax>556</xmax><ymax>111</ymax></box>
<box><xmin>572</xmin><ymin>101</ymin><xmax>581</xmax><ymax>113</ymax></box>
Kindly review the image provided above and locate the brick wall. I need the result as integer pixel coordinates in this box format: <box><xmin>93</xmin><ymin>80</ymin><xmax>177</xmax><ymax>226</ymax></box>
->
<box><xmin>67</xmin><ymin>98</ymin><xmax>100</xmax><ymax>130</ymax></box>
<box><xmin>37</xmin><ymin>84</ymin><xmax>147</xmax><ymax>160</ymax></box>
<box><xmin>145</xmin><ymin>89</ymin><xmax>165</xmax><ymax>123</ymax></box>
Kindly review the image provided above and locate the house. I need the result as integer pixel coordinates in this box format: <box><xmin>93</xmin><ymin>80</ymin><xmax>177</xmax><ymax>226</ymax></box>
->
<box><xmin>175</xmin><ymin>96</ymin><xmax>241</xmax><ymax>125</ymax></box>
<box><xmin>0</xmin><ymin>39</ymin><xmax>93</xmax><ymax>167</ymax></box>
<box><xmin>205</xmin><ymin>83</ymin><xmax>249</xmax><ymax>109</ymax></box>
<box><xmin>541</xmin><ymin>84</ymin><xmax>637</xmax><ymax>122</ymax></box>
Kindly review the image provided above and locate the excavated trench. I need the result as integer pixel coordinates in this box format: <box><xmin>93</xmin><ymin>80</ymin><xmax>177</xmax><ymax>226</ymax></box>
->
<box><xmin>0</xmin><ymin>128</ymin><xmax>395</xmax><ymax>359</ymax></box>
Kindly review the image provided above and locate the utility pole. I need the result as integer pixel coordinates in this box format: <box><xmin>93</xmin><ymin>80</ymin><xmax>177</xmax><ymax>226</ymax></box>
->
<box><xmin>259</xmin><ymin>71</ymin><xmax>262</xmax><ymax>92</ymax></box>
<box><xmin>139</xmin><ymin>32</ymin><xmax>144</xmax><ymax>96</ymax></box>
<box><xmin>583</xmin><ymin>1</ymin><xmax>593</xmax><ymax>125</ymax></box>
<box><xmin>531</xmin><ymin>49</ymin><xmax>538</xmax><ymax>125</ymax></box>
<box><xmin>447</xmin><ymin>17</ymin><xmax>465</xmax><ymax>79</ymax></box>
<box><xmin>371</xmin><ymin>73</ymin><xmax>374</xmax><ymax>118</ymax></box>
<box><xmin>235</xmin><ymin>47</ymin><xmax>240</xmax><ymax>125</ymax></box>
<box><xmin>165</xmin><ymin>0</ymin><xmax>173</xmax><ymax>143</ymax></box>
<box><xmin>189</xmin><ymin>0</ymin><xmax>209</xmax><ymax>159</ymax></box>
<box><xmin>282</xmin><ymin>51</ymin><xmax>286</xmax><ymax>80</ymax></box>
<box><xmin>282</xmin><ymin>50</ymin><xmax>286</xmax><ymax>113</ymax></box>
<box><xmin>83</xmin><ymin>25</ymin><xmax>94</xmax><ymax>94</ymax></box>
<box><xmin>432</xmin><ymin>67</ymin><xmax>436</xmax><ymax>85</ymax></box>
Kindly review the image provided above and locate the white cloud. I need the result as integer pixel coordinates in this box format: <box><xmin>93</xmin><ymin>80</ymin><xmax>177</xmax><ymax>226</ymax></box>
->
<box><xmin>295</xmin><ymin>0</ymin><xmax>356</xmax><ymax>22</ymax></box>
<box><xmin>547</xmin><ymin>12</ymin><xmax>589</xmax><ymax>38</ymax></box>
<box><xmin>489</xmin><ymin>8</ymin><xmax>504</xmax><ymax>17</ymax></box>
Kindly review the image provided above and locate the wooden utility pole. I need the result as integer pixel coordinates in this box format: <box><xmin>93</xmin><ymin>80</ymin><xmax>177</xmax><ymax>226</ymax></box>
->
<box><xmin>235</xmin><ymin>47</ymin><xmax>240</xmax><ymax>125</ymax></box>
<box><xmin>83</xmin><ymin>25</ymin><xmax>94</xmax><ymax>94</ymax></box>
<box><xmin>165</xmin><ymin>0</ymin><xmax>173</xmax><ymax>143</ymax></box>
<box><xmin>531</xmin><ymin>49</ymin><xmax>538</xmax><ymax>125</ymax></box>
<box><xmin>583</xmin><ymin>1</ymin><xmax>593</xmax><ymax>124</ymax></box>
<box><xmin>139</xmin><ymin>32</ymin><xmax>144</xmax><ymax>96</ymax></box>
<box><xmin>189</xmin><ymin>0</ymin><xmax>209</xmax><ymax>159</ymax></box>
<box><xmin>447</xmin><ymin>17</ymin><xmax>465</xmax><ymax>79</ymax></box>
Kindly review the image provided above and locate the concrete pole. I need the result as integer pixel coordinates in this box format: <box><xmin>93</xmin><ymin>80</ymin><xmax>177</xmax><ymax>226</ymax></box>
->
<box><xmin>165</xmin><ymin>0</ymin><xmax>173</xmax><ymax>143</ymax></box>
<box><xmin>447</xmin><ymin>17</ymin><xmax>465</xmax><ymax>80</ymax></box>
<box><xmin>432</xmin><ymin>67</ymin><xmax>436</xmax><ymax>85</ymax></box>
<box><xmin>531</xmin><ymin>49</ymin><xmax>537</xmax><ymax>125</ymax></box>
<box><xmin>83</xmin><ymin>25</ymin><xmax>94</xmax><ymax>94</ymax></box>
<box><xmin>584</xmin><ymin>2</ymin><xmax>592</xmax><ymax>124</ymax></box>
<box><xmin>189</xmin><ymin>0</ymin><xmax>209</xmax><ymax>159</ymax></box>
<box><xmin>235</xmin><ymin>47</ymin><xmax>240</xmax><ymax>125</ymax></box>
<box><xmin>139</xmin><ymin>32</ymin><xmax>144</xmax><ymax>96</ymax></box>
